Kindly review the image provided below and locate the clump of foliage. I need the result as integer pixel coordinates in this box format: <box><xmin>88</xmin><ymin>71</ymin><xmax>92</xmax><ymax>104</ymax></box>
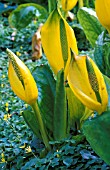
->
<box><xmin>1</xmin><ymin>0</ymin><xmax>110</xmax><ymax>169</ymax></box>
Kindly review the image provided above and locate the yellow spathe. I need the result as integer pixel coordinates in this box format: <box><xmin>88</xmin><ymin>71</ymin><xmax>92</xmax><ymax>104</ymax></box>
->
<box><xmin>67</xmin><ymin>53</ymin><xmax>108</xmax><ymax>114</ymax></box>
<box><xmin>7</xmin><ymin>49</ymin><xmax>38</xmax><ymax>105</ymax></box>
<box><xmin>41</xmin><ymin>8</ymin><xmax>78</xmax><ymax>76</ymax></box>
<box><xmin>61</xmin><ymin>0</ymin><xmax>78</xmax><ymax>11</ymax></box>
<box><xmin>95</xmin><ymin>0</ymin><xmax>110</xmax><ymax>33</ymax></box>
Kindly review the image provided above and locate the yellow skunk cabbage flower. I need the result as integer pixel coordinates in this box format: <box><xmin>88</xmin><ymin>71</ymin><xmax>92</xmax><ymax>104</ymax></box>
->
<box><xmin>41</xmin><ymin>8</ymin><xmax>78</xmax><ymax>76</ymax></box>
<box><xmin>7</xmin><ymin>49</ymin><xmax>38</xmax><ymax>105</ymax></box>
<box><xmin>67</xmin><ymin>51</ymin><xmax>108</xmax><ymax>114</ymax></box>
<box><xmin>61</xmin><ymin>0</ymin><xmax>78</xmax><ymax>11</ymax></box>
<box><xmin>95</xmin><ymin>0</ymin><xmax>110</xmax><ymax>33</ymax></box>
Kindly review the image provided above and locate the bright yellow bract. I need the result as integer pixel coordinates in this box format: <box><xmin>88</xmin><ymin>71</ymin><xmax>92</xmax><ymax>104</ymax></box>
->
<box><xmin>41</xmin><ymin>8</ymin><xmax>78</xmax><ymax>76</ymax></box>
<box><xmin>61</xmin><ymin>0</ymin><xmax>78</xmax><ymax>11</ymax></box>
<box><xmin>95</xmin><ymin>0</ymin><xmax>110</xmax><ymax>33</ymax></box>
<box><xmin>7</xmin><ymin>49</ymin><xmax>38</xmax><ymax>105</ymax></box>
<box><xmin>67</xmin><ymin>53</ymin><xmax>108</xmax><ymax>114</ymax></box>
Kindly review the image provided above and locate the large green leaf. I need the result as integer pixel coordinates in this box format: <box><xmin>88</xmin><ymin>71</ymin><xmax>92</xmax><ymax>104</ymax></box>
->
<box><xmin>103</xmin><ymin>43</ymin><xmax>110</xmax><ymax>76</ymax></box>
<box><xmin>32</xmin><ymin>65</ymin><xmax>56</xmax><ymax>136</ymax></box>
<box><xmin>8</xmin><ymin>3</ymin><xmax>48</xmax><ymax>29</ymax></box>
<box><xmin>22</xmin><ymin>109</ymin><xmax>41</xmax><ymax>139</ymax></box>
<box><xmin>77</xmin><ymin>7</ymin><xmax>103</xmax><ymax>47</ymax></box>
<box><xmin>53</xmin><ymin>69</ymin><xmax>67</xmax><ymax>140</ymax></box>
<box><xmin>83</xmin><ymin>111</ymin><xmax>110</xmax><ymax>165</ymax></box>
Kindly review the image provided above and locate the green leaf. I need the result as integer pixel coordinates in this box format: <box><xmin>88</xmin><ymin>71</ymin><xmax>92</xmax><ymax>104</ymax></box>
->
<box><xmin>94</xmin><ymin>32</ymin><xmax>110</xmax><ymax>77</ymax></box>
<box><xmin>104</xmin><ymin>75</ymin><xmax>110</xmax><ymax>111</ymax></box>
<box><xmin>32</xmin><ymin>65</ymin><xmax>56</xmax><ymax>137</ymax></box>
<box><xmin>8</xmin><ymin>3</ymin><xmax>48</xmax><ymax>29</ymax></box>
<box><xmin>77</xmin><ymin>7</ymin><xmax>103</xmax><ymax>47</ymax></box>
<box><xmin>94</xmin><ymin>31</ymin><xmax>105</xmax><ymax>73</ymax></box>
<box><xmin>53</xmin><ymin>69</ymin><xmax>67</xmax><ymax>140</ymax></box>
<box><xmin>103</xmin><ymin>43</ymin><xmax>110</xmax><ymax>76</ymax></box>
<box><xmin>82</xmin><ymin>111</ymin><xmax>110</xmax><ymax>165</ymax></box>
<box><xmin>63</xmin><ymin>157</ymin><xmax>73</xmax><ymax>167</ymax></box>
<box><xmin>22</xmin><ymin>109</ymin><xmax>41</xmax><ymax>139</ymax></box>
<box><xmin>0</xmin><ymin>3</ymin><xmax>16</xmax><ymax>15</ymax></box>
<box><xmin>50</xmin><ymin>158</ymin><xmax>59</xmax><ymax>167</ymax></box>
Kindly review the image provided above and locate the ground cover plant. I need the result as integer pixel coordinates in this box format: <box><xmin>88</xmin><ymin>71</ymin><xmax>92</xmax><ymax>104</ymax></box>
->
<box><xmin>1</xmin><ymin>0</ymin><xmax>110</xmax><ymax>169</ymax></box>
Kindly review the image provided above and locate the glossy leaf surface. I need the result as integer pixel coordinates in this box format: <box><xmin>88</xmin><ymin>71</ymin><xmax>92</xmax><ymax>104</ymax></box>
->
<box><xmin>32</xmin><ymin>65</ymin><xmax>56</xmax><ymax>135</ymax></box>
<box><xmin>83</xmin><ymin>111</ymin><xmax>110</xmax><ymax>165</ymax></box>
<box><xmin>78</xmin><ymin>7</ymin><xmax>103</xmax><ymax>47</ymax></box>
<box><xmin>8</xmin><ymin>3</ymin><xmax>47</xmax><ymax>29</ymax></box>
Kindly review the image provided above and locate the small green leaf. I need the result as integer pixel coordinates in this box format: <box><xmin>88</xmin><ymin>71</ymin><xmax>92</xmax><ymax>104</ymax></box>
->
<box><xmin>8</xmin><ymin>3</ymin><xmax>48</xmax><ymax>29</ymax></box>
<box><xmin>53</xmin><ymin>69</ymin><xmax>67</xmax><ymax>140</ymax></box>
<box><xmin>83</xmin><ymin>111</ymin><xmax>110</xmax><ymax>165</ymax></box>
<box><xmin>77</xmin><ymin>7</ymin><xmax>104</xmax><ymax>47</ymax></box>
<box><xmin>0</xmin><ymin>2</ymin><xmax>16</xmax><ymax>15</ymax></box>
<box><xmin>63</xmin><ymin>157</ymin><xmax>73</xmax><ymax>167</ymax></box>
<box><xmin>50</xmin><ymin>158</ymin><xmax>59</xmax><ymax>167</ymax></box>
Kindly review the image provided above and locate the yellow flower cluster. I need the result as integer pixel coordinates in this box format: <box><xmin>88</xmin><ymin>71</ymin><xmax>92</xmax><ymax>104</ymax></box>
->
<box><xmin>16</xmin><ymin>51</ymin><xmax>21</xmax><ymax>57</ymax></box>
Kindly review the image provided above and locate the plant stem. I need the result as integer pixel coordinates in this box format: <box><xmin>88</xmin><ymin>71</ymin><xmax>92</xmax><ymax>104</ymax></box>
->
<box><xmin>92</xmin><ymin>0</ymin><xmax>95</xmax><ymax>8</ymax></box>
<box><xmin>78</xmin><ymin>0</ymin><xmax>84</xmax><ymax>8</ymax></box>
<box><xmin>84</xmin><ymin>0</ymin><xmax>89</xmax><ymax>8</ymax></box>
<box><xmin>48</xmin><ymin>0</ymin><xmax>57</xmax><ymax>13</ymax></box>
<box><xmin>63</xmin><ymin>11</ymin><xmax>68</xmax><ymax>20</ymax></box>
<box><xmin>31</xmin><ymin>102</ymin><xmax>51</xmax><ymax>151</ymax></box>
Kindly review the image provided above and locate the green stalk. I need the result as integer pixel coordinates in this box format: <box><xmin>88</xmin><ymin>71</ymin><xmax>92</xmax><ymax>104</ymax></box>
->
<box><xmin>53</xmin><ymin>70</ymin><xmax>67</xmax><ymax>141</ymax></box>
<box><xmin>63</xmin><ymin>11</ymin><xmax>68</xmax><ymax>20</ymax></box>
<box><xmin>92</xmin><ymin>0</ymin><xmax>95</xmax><ymax>8</ymax></box>
<box><xmin>84</xmin><ymin>0</ymin><xmax>89</xmax><ymax>8</ymax></box>
<box><xmin>48</xmin><ymin>0</ymin><xmax>57</xmax><ymax>13</ymax></box>
<box><xmin>78</xmin><ymin>0</ymin><xmax>84</xmax><ymax>8</ymax></box>
<box><xmin>31</xmin><ymin>102</ymin><xmax>51</xmax><ymax>151</ymax></box>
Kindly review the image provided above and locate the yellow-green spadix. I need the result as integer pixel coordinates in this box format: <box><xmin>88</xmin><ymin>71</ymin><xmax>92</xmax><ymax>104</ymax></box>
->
<box><xmin>95</xmin><ymin>0</ymin><xmax>110</xmax><ymax>33</ymax></box>
<box><xmin>41</xmin><ymin>8</ymin><xmax>78</xmax><ymax>76</ymax></box>
<box><xmin>7</xmin><ymin>49</ymin><xmax>38</xmax><ymax>105</ymax></box>
<box><xmin>67</xmin><ymin>52</ymin><xmax>108</xmax><ymax>114</ymax></box>
<box><xmin>61</xmin><ymin>0</ymin><xmax>78</xmax><ymax>11</ymax></box>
